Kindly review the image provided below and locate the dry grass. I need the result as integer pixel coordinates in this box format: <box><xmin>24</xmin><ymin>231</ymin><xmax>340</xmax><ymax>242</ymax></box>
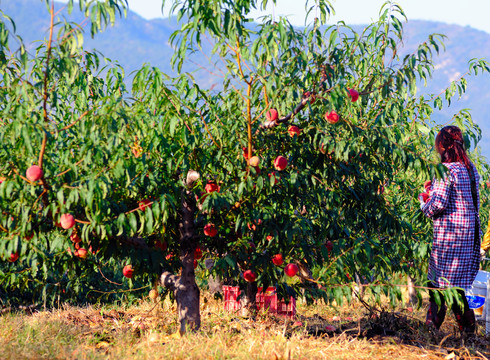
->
<box><xmin>1</xmin><ymin>293</ymin><xmax>489</xmax><ymax>360</ymax></box>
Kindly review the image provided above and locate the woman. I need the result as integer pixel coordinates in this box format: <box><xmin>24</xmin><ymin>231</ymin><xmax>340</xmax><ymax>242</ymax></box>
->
<box><xmin>419</xmin><ymin>125</ymin><xmax>481</xmax><ymax>335</ymax></box>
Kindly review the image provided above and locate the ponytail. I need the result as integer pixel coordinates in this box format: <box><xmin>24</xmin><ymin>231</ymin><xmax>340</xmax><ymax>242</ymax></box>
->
<box><xmin>435</xmin><ymin>126</ymin><xmax>472</xmax><ymax>174</ymax></box>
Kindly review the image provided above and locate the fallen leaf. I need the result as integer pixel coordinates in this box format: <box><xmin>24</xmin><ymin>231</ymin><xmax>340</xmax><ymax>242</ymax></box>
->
<box><xmin>95</xmin><ymin>341</ymin><xmax>110</xmax><ymax>349</ymax></box>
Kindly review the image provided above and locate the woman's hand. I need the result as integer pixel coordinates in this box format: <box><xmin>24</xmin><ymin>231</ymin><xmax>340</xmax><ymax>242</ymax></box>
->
<box><xmin>418</xmin><ymin>192</ymin><xmax>429</xmax><ymax>209</ymax></box>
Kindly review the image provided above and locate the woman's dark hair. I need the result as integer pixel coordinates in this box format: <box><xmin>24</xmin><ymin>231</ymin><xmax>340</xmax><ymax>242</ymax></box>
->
<box><xmin>435</xmin><ymin>125</ymin><xmax>472</xmax><ymax>173</ymax></box>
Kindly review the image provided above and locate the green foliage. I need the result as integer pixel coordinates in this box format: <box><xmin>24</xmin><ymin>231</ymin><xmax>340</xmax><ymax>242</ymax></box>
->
<box><xmin>1</xmin><ymin>0</ymin><xmax>489</xmax><ymax>310</ymax></box>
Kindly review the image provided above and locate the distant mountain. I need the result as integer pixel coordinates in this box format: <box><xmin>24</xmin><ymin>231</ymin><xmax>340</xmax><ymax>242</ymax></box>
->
<box><xmin>2</xmin><ymin>0</ymin><xmax>490</xmax><ymax>158</ymax></box>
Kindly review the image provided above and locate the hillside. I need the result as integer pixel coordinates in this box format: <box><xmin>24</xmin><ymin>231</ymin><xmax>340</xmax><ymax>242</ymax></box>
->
<box><xmin>2</xmin><ymin>0</ymin><xmax>490</xmax><ymax>157</ymax></box>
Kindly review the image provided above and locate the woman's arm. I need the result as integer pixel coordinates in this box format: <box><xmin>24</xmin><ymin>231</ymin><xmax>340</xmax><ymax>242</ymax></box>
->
<box><xmin>421</xmin><ymin>174</ymin><xmax>452</xmax><ymax>218</ymax></box>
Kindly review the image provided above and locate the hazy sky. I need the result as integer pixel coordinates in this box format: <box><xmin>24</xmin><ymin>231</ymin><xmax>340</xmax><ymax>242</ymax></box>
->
<box><xmin>124</xmin><ymin>0</ymin><xmax>490</xmax><ymax>34</ymax></box>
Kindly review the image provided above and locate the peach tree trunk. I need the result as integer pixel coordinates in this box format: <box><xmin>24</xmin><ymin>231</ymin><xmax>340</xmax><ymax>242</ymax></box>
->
<box><xmin>160</xmin><ymin>172</ymin><xmax>201</xmax><ymax>332</ymax></box>
<box><xmin>240</xmin><ymin>281</ymin><xmax>258</xmax><ymax>317</ymax></box>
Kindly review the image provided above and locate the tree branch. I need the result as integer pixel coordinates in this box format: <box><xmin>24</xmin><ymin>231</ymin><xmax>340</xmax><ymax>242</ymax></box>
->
<box><xmin>160</xmin><ymin>271</ymin><xmax>179</xmax><ymax>292</ymax></box>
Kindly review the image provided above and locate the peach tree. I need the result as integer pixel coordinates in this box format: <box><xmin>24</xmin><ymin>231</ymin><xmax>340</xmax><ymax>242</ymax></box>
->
<box><xmin>1</xmin><ymin>0</ymin><xmax>489</xmax><ymax>332</ymax></box>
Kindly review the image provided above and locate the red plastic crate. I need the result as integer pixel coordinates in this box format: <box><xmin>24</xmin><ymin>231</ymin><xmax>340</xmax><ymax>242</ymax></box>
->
<box><xmin>223</xmin><ymin>285</ymin><xmax>241</xmax><ymax>312</ymax></box>
<box><xmin>256</xmin><ymin>286</ymin><xmax>296</xmax><ymax>319</ymax></box>
<box><xmin>222</xmin><ymin>286</ymin><xmax>296</xmax><ymax>318</ymax></box>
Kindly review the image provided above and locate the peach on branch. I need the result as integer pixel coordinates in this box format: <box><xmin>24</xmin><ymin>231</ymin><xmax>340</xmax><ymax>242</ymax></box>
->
<box><xmin>243</xmin><ymin>270</ymin><xmax>257</xmax><ymax>282</ymax></box>
<box><xmin>9</xmin><ymin>252</ymin><xmax>19</xmax><ymax>262</ymax></box>
<box><xmin>75</xmin><ymin>248</ymin><xmax>88</xmax><ymax>259</ymax></box>
<box><xmin>26</xmin><ymin>165</ymin><xmax>43</xmax><ymax>182</ymax></box>
<box><xmin>205</xmin><ymin>181</ymin><xmax>219</xmax><ymax>193</ymax></box>
<box><xmin>274</xmin><ymin>156</ymin><xmax>288</xmax><ymax>171</ymax></box>
<box><xmin>194</xmin><ymin>246</ymin><xmax>203</xmax><ymax>260</ymax></box>
<box><xmin>284</xmin><ymin>263</ymin><xmax>299</xmax><ymax>277</ymax></box>
<box><xmin>123</xmin><ymin>264</ymin><xmax>134</xmax><ymax>278</ymax></box>
<box><xmin>266</xmin><ymin>108</ymin><xmax>279</xmax><ymax>122</ymax></box>
<box><xmin>348</xmin><ymin>88</ymin><xmax>359</xmax><ymax>102</ymax></box>
<box><xmin>249</xmin><ymin>156</ymin><xmax>260</xmax><ymax>167</ymax></box>
<box><xmin>288</xmin><ymin>126</ymin><xmax>301</xmax><ymax>137</ymax></box>
<box><xmin>325</xmin><ymin>111</ymin><xmax>340</xmax><ymax>124</ymax></box>
<box><xmin>60</xmin><ymin>214</ymin><xmax>75</xmax><ymax>230</ymax></box>
<box><xmin>325</xmin><ymin>241</ymin><xmax>333</xmax><ymax>253</ymax></box>
<box><xmin>204</xmin><ymin>223</ymin><xmax>218</xmax><ymax>237</ymax></box>
<box><xmin>272</xmin><ymin>254</ymin><xmax>283</xmax><ymax>266</ymax></box>
<box><xmin>138</xmin><ymin>199</ymin><xmax>152</xmax><ymax>211</ymax></box>
<box><xmin>149</xmin><ymin>289</ymin><xmax>159</xmax><ymax>300</ymax></box>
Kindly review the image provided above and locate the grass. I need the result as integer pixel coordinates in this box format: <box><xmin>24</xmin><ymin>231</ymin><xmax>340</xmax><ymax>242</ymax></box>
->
<box><xmin>1</xmin><ymin>292</ymin><xmax>489</xmax><ymax>360</ymax></box>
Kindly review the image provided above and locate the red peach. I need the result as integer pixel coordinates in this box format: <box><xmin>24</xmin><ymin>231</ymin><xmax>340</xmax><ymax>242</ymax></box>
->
<box><xmin>138</xmin><ymin>199</ymin><xmax>152</xmax><ymax>211</ymax></box>
<box><xmin>274</xmin><ymin>156</ymin><xmax>288</xmax><ymax>171</ymax></box>
<box><xmin>205</xmin><ymin>181</ymin><xmax>219</xmax><ymax>193</ymax></box>
<box><xmin>325</xmin><ymin>111</ymin><xmax>340</xmax><ymax>124</ymax></box>
<box><xmin>272</xmin><ymin>254</ymin><xmax>284</xmax><ymax>266</ymax></box>
<box><xmin>149</xmin><ymin>289</ymin><xmax>158</xmax><ymax>300</ymax></box>
<box><xmin>266</xmin><ymin>109</ymin><xmax>279</xmax><ymax>122</ymax></box>
<box><xmin>76</xmin><ymin>248</ymin><xmax>88</xmax><ymax>259</ymax></box>
<box><xmin>194</xmin><ymin>246</ymin><xmax>203</xmax><ymax>260</ymax></box>
<box><xmin>284</xmin><ymin>263</ymin><xmax>298</xmax><ymax>277</ymax></box>
<box><xmin>243</xmin><ymin>270</ymin><xmax>257</xmax><ymax>282</ymax></box>
<box><xmin>348</xmin><ymin>88</ymin><xmax>359</xmax><ymax>102</ymax></box>
<box><xmin>288</xmin><ymin>126</ymin><xmax>301</xmax><ymax>137</ymax></box>
<box><xmin>123</xmin><ymin>264</ymin><xmax>134</xmax><ymax>278</ymax></box>
<box><xmin>204</xmin><ymin>223</ymin><xmax>218</xmax><ymax>237</ymax></box>
<box><xmin>9</xmin><ymin>252</ymin><xmax>19</xmax><ymax>262</ymax></box>
<box><xmin>242</xmin><ymin>147</ymin><xmax>251</xmax><ymax>160</ymax></box>
<box><xmin>249</xmin><ymin>156</ymin><xmax>260</xmax><ymax>167</ymax></box>
<box><xmin>26</xmin><ymin>165</ymin><xmax>43</xmax><ymax>182</ymax></box>
<box><xmin>60</xmin><ymin>214</ymin><xmax>75</xmax><ymax>230</ymax></box>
